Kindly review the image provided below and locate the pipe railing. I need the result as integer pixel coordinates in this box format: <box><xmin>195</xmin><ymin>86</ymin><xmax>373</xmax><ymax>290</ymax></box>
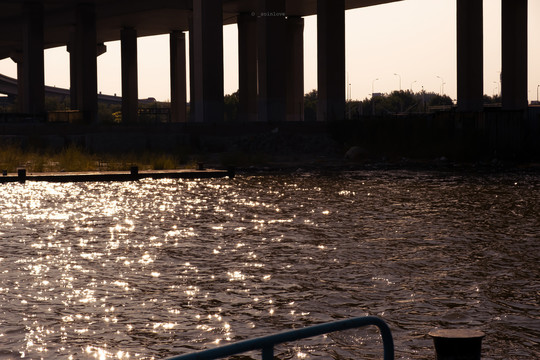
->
<box><xmin>166</xmin><ymin>316</ymin><xmax>394</xmax><ymax>360</ymax></box>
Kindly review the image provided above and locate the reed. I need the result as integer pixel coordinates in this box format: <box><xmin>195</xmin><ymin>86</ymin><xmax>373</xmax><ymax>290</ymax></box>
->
<box><xmin>0</xmin><ymin>144</ymin><xmax>190</xmax><ymax>173</ymax></box>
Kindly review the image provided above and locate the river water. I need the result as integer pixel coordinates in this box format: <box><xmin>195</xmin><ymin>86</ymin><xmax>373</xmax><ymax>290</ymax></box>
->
<box><xmin>0</xmin><ymin>170</ymin><xmax>538</xmax><ymax>360</ymax></box>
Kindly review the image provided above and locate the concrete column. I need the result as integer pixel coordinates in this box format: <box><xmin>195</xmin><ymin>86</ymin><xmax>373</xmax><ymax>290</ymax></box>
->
<box><xmin>192</xmin><ymin>0</ymin><xmax>224</xmax><ymax>122</ymax></box>
<box><xmin>188</xmin><ymin>16</ymin><xmax>196</xmax><ymax>121</ymax></box>
<box><xmin>67</xmin><ymin>35</ymin><xmax>78</xmax><ymax>110</ymax></box>
<box><xmin>457</xmin><ymin>0</ymin><xmax>483</xmax><ymax>112</ymax></box>
<box><xmin>317</xmin><ymin>0</ymin><xmax>345</xmax><ymax>121</ymax></box>
<box><xmin>502</xmin><ymin>0</ymin><xmax>528</xmax><ymax>110</ymax></box>
<box><xmin>170</xmin><ymin>31</ymin><xmax>187</xmax><ymax>122</ymax></box>
<box><xmin>286</xmin><ymin>16</ymin><xmax>304</xmax><ymax>121</ymax></box>
<box><xmin>74</xmin><ymin>3</ymin><xmax>98</xmax><ymax>122</ymax></box>
<box><xmin>257</xmin><ymin>0</ymin><xmax>287</xmax><ymax>122</ymax></box>
<box><xmin>68</xmin><ymin>39</ymin><xmax>105</xmax><ymax>111</ymax></box>
<box><xmin>121</xmin><ymin>27</ymin><xmax>138</xmax><ymax>122</ymax></box>
<box><xmin>238</xmin><ymin>13</ymin><xmax>258</xmax><ymax>122</ymax></box>
<box><xmin>9</xmin><ymin>52</ymin><xmax>25</xmax><ymax>112</ymax></box>
<box><xmin>22</xmin><ymin>1</ymin><xmax>45</xmax><ymax>115</ymax></box>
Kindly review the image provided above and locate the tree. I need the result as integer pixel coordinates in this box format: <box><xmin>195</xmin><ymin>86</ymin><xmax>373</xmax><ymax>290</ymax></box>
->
<box><xmin>427</xmin><ymin>94</ymin><xmax>453</xmax><ymax>107</ymax></box>
<box><xmin>224</xmin><ymin>91</ymin><xmax>239</xmax><ymax>122</ymax></box>
<box><xmin>483</xmin><ymin>94</ymin><xmax>501</xmax><ymax>104</ymax></box>
<box><xmin>304</xmin><ymin>89</ymin><xmax>317</xmax><ymax>121</ymax></box>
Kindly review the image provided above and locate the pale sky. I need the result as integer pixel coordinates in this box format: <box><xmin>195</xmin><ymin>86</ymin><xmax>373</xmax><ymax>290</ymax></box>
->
<box><xmin>1</xmin><ymin>0</ymin><xmax>539</xmax><ymax>103</ymax></box>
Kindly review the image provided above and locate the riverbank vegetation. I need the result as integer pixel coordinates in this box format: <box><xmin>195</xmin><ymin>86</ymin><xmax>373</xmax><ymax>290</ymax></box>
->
<box><xmin>0</xmin><ymin>144</ymin><xmax>191</xmax><ymax>173</ymax></box>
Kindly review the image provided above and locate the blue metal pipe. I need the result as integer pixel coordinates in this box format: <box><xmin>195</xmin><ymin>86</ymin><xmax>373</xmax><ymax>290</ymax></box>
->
<box><xmin>166</xmin><ymin>316</ymin><xmax>394</xmax><ymax>360</ymax></box>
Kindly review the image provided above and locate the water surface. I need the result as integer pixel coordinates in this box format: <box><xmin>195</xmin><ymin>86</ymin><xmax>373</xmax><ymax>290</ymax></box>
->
<box><xmin>0</xmin><ymin>170</ymin><xmax>538</xmax><ymax>359</ymax></box>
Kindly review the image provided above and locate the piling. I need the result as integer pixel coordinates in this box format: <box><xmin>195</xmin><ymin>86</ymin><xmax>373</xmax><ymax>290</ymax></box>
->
<box><xmin>227</xmin><ymin>166</ymin><xmax>236</xmax><ymax>179</ymax></box>
<box><xmin>429</xmin><ymin>329</ymin><xmax>485</xmax><ymax>360</ymax></box>
<box><xmin>130</xmin><ymin>165</ymin><xmax>139</xmax><ymax>177</ymax></box>
<box><xmin>17</xmin><ymin>168</ymin><xmax>26</xmax><ymax>183</ymax></box>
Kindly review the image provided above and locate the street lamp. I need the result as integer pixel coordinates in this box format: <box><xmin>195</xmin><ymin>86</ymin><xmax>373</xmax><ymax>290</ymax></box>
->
<box><xmin>372</xmin><ymin>78</ymin><xmax>379</xmax><ymax>96</ymax></box>
<box><xmin>347</xmin><ymin>73</ymin><xmax>351</xmax><ymax>101</ymax></box>
<box><xmin>394</xmin><ymin>73</ymin><xmax>401</xmax><ymax>91</ymax></box>
<box><xmin>372</xmin><ymin>78</ymin><xmax>379</xmax><ymax>115</ymax></box>
<box><xmin>537</xmin><ymin>84</ymin><xmax>539</xmax><ymax>103</ymax></box>
<box><xmin>410</xmin><ymin>80</ymin><xmax>417</xmax><ymax>93</ymax></box>
<box><xmin>436</xmin><ymin>75</ymin><xmax>445</xmax><ymax>95</ymax></box>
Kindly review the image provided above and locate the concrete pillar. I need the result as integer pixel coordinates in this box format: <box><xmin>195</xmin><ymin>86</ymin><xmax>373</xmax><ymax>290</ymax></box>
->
<box><xmin>170</xmin><ymin>31</ymin><xmax>187</xmax><ymax>122</ymax></box>
<box><xmin>286</xmin><ymin>16</ymin><xmax>304</xmax><ymax>121</ymax></box>
<box><xmin>188</xmin><ymin>16</ymin><xmax>196</xmax><ymax>121</ymax></box>
<box><xmin>16</xmin><ymin>61</ymin><xmax>25</xmax><ymax>112</ymax></box>
<box><xmin>121</xmin><ymin>27</ymin><xmax>138</xmax><ymax>122</ymax></box>
<box><xmin>502</xmin><ymin>0</ymin><xmax>528</xmax><ymax>110</ymax></box>
<box><xmin>9</xmin><ymin>51</ymin><xmax>25</xmax><ymax>112</ymax></box>
<box><xmin>238</xmin><ymin>13</ymin><xmax>258</xmax><ymax>122</ymax></box>
<box><xmin>317</xmin><ymin>0</ymin><xmax>345</xmax><ymax>121</ymax></box>
<box><xmin>67</xmin><ymin>34</ymin><xmax>78</xmax><ymax>110</ymax></box>
<box><xmin>257</xmin><ymin>0</ymin><xmax>287</xmax><ymax>122</ymax></box>
<box><xmin>22</xmin><ymin>1</ymin><xmax>45</xmax><ymax>115</ymax></box>
<box><xmin>457</xmin><ymin>0</ymin><xmax>483</xmax><ymax>112</ymax></box>
<box><xmin>68</xmin><ymin>40</ymin><xmax>105</xmax><ymax>111</ymax></box>
<box><xmin>192</xmin><ymin>0</ymin><xmax>224</xmax><ymax>122</ymax></box>
<box><xmin>74</xmin><ymin>3</ymin><xmax>98</xmax><ymax>122</ymax></box>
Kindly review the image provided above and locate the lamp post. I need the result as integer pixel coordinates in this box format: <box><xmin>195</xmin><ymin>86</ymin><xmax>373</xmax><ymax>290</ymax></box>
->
<box><xmin>372</xmin><ymin>78</ymin><xmax>379</xmax><ymax>96</ymax></box>
<box><xmin>410</xmin><ymin>80</ymin><xmax>417</xmax><ymax>93</ymax></box>
<box><xmin>394</xmin><ymin>73</ymin><xmax>401</xmax><ymax>91</ymax></box>
<box><xmin>537</xmin><ymin>84</ymin><xmax>539</xmax><ymax>103</ymax></box>
<box><xmin>436</xmin><ymin>75</ymin><xmax>445</xmax><ymax>95</ymax></box>
<box><xmin>372</xmin><ymin>78</ymin><xmax>379</xmax><ymax>116</ymax></box>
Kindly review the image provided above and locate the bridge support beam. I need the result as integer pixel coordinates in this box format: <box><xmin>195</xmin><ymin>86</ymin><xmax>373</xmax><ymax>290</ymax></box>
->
<box><xmin>22</xmin><ymin>1</ymin><xmax>45</xmax><ymax>115</ymax></box>
<box><xmin>74</xmin><ymin>3</ymin><xmax>98</xmax><ymax>122</ymax></box>
<box><xmin>238</xmin><ymin>13</ymin><xmax>258</xmax><ymax>122</ymax></box>
<box><xmin>457</xmin><ymin>0</ymin><xmax>483</xmax><ymax>112</ymax></box>
<box><xmin>192</xmin><ymin>0</ymin><xmax>224</xmax><ymax>122</ymax></box>
<box><xmin>502</xmin><ymin>0</ymin><xmax>528</xmax><ymax>110</ymax></box>
<box><xmin>317</xmin><ymin>0</ymin><xmax>345</xmax><ymax>121</ymax></box>
<box><xmin>121</xmin><ymin>27</ymin><xmax>138</xmax><ymax>122</ymax></box>
<box><xmin>286</xmin><ymin>16</ymin><xmax>304</xmax><ymax>121</ymax></box>
<box><xmin>170</xmin><ymin>31</ymin><xmax>187</xmax><ymax>123</ymax></box>
<box><xmin>257</xmin><ymin>0</ymin><xmax>287</xmax><ymax>122</ymax></box>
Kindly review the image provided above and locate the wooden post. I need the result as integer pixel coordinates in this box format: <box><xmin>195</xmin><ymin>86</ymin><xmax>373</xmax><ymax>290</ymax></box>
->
<box><xmin>18</xmin><ymin>168</ymin><xmax>27</xmax><ymax>183</ymax></box>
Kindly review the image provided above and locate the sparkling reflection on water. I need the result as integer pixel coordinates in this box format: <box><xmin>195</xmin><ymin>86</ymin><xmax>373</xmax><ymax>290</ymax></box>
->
<box><xmin>0</xmin><ymin>171</ymin><xmax>539</xmax><ymax>359</ymax></box>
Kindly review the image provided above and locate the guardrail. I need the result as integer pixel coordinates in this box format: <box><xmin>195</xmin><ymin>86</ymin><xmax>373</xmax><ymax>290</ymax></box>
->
<box><xmin>166</xmin><ymin>316</ymin><xmax>394</xmax><ymax>360</ymax></box>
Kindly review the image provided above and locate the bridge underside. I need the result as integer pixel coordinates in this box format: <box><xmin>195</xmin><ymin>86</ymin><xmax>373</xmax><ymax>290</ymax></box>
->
<box><xmin>0</xmin><ymin>0</ymin><xmax>398</xmax><ymax>56</ymax></box>
<box><xmin>0</xmin><ymin>0</ymin><xmax>531</xmax><ymax>123</ymax></box>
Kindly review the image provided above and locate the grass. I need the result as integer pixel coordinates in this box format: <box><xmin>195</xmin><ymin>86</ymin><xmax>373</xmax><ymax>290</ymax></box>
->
<box><xmin>0</xmin><ymin>144</ymin><xmax>190</xmax><ymax>173</ymax></box>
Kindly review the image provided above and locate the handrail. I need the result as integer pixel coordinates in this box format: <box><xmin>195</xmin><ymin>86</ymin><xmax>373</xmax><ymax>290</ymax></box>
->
<box><xmin>166</xmin><ymin>316</ymin><xmax>394</xmax><ymax>360</ymax></box>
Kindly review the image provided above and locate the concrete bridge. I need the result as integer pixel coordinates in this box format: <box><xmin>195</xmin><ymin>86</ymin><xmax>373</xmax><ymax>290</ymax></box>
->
<box><xmin>0</xmin><ymin>0</ymin><xmax>530</xmax><ymax>123</ymax></box>
<box><xmin>0</xmin><ymin>73</ymin><xmax>122</xmax><ymax>106</ymax></box>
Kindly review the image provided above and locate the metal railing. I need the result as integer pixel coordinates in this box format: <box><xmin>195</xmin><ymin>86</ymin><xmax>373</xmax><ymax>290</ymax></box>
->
<box><xmin>166</xmin><ymin>316</ymin><xmax>394</xmax><ymax>360</ymax></box>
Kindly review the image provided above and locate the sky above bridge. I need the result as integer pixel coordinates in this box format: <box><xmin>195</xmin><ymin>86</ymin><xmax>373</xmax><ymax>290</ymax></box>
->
<box><xmin>1</xmin><ymin>0</ymin><xmax>539</xmax><ymax>103</ymax></box>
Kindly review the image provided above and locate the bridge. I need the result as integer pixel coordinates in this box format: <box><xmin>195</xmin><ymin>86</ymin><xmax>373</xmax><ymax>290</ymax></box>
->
<box><xmin>0</xmin><ymin>73</ymin><xmax>121</xmax><ymax>105</ymax></box>
<box><xmin>0</xmin><ymin>0</ymin><xmax>531</xmax><ymax>123</ymax></box>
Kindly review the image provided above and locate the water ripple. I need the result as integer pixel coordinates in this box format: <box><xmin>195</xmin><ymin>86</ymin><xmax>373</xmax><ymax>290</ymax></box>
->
<box><xmin>0</xmin><ymin>171</ymin><xmax>538</xmax><ymax>359</ymax></box>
